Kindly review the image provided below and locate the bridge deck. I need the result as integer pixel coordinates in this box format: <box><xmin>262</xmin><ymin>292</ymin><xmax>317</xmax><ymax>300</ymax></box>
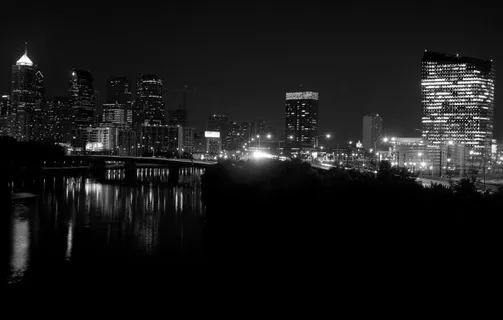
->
<box><xmin>68</xmin><ymin>155</ymin><xmax>217</xmax><ymax>167</ymax></box>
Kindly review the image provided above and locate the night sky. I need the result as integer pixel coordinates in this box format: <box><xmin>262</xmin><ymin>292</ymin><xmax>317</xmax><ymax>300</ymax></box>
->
<box><xmin>1</xmin><ymin>1</ymin><xmax>502</xmax><ymax>146</ymax></box>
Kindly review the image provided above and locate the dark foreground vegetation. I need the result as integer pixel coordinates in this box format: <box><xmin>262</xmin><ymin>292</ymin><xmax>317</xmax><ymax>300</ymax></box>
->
<box><xmin>0</xmin><ymin>136</ymin><xmax>66</xmax><ymax>183</ymax></box>
<box><xmin>202</xmin><ymin>159</ymin><xmax>502</xmax><ymax>270</ymax></box>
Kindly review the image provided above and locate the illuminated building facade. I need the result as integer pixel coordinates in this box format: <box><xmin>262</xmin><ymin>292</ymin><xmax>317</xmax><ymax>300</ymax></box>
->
<box><xmin>421</xmin><ymin>51</ymin><xmax>495</xmax><ymax>158</ymax></box>
<box><xmin>285</xmin><ymin>91</ymin><xmax>319</xmax><ymax>148</ymax></box>
<box><xmin>140</xmin><ymin>125</ymin><xmax>183</xmax><ymax>154</ymax></box>
<box><xmin>76</xmin><ymin>126</ymin><xmax>118</xmax><ymax>153</ymax></box>
<box><xmin>362</xmin><ymin>114</ymin><xmax>383</xmax><ymax>150</ymax></box>
<box><xmin>102</xmin><ymin>103</ymin><xmax>132</xmax><ymax>127</ymax></box>
<box><xmin>10</xmin><ymin>45</ymin><xmax>44</xmax><ymax>140</ymax></box>
<box><xmin>135</xmin><ymin>74</ymin><xmax>164</xmax><ymax>126</ymax></box>
<box><xmin>182</xmin><ymin>126</ymin><xmax>195</xmax><ymax>153</ymax></box>
<box><xmin>226</xmin><ymin>121</ymin><xmax>241</xmax><ymax>151</ymax></box>
<box><xmin>69</xmin><ymin>69</ymin><xmax>95</xmax><ymax>128</ymax></box>
<box><xmin>239</xmin><ymin>121</ymin><xmax>250</xmax><ymax>143</ymax></box>
<box><xmin>206</xmin><ymin>136</ymin><xmax>221</xmax><ymax>155</ymax></box>
<box><xmin>117</xmin><ymin>128</ymin><xmax>140</xmax><ymax>156</ymax></box>
<box><xmin>0</xmin><ymin>95</ymin><xmax>11</xmax><ymax>136</ymax></box>
<box><xmin>51</xmin><ymin>97</ymin><xmax>73</xmax><ymax>143</ymax></box>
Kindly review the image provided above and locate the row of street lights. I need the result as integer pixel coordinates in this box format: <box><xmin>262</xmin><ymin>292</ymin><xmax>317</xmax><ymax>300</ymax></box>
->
<box><xmin>244</xmin><ymin>132</ymin><xmax>332</xmax><ymax>153</ymax></box>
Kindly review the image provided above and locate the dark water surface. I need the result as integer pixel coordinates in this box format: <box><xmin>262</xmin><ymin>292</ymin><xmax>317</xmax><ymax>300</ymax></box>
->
<box><xmin>4</xmin><ymin>167</ymin><xmax>208</xmax><ymax>287</ymax></box>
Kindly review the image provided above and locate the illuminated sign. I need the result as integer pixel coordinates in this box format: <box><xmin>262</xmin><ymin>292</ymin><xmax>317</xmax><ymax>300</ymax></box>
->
<box><xmin>205</xmin><ymin>131</ymin><xmax>220</xmax><ymax>138</ymax></box>
<box><xmin>286</xmin><ymin>92</ymin><xmax>319</xmax><ymax>100</ymax></box>
<box><xmin>86</xmin><ymin>142</ymin><xmax>104</xmax><ymax>152</ymax></box>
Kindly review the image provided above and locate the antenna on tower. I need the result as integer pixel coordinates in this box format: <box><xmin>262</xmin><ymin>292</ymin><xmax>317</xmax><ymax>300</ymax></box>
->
<box><xmin>183</xmin><ymin>84</ymin><xmax>188</xmax><ymax>110</ymax></box>
<box><xmin>24</xmin><ymin>42</ymin><xmax>28</xmax><ymax>55</ymax></box>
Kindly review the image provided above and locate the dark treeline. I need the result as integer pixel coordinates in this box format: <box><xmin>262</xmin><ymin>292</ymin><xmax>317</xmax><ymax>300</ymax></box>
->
<box><xmin>202</xmin><ymin>159</ymin><xmax>502</xmax><ymax>270</ymax></box>
<box><xmin>0</xmin><ymin>136</ymin><xmax>66</xmax><ymax>182</ymax></box>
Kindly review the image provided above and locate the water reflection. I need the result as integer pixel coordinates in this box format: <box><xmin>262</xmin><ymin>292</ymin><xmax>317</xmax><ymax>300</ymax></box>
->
<box><xmin>9</xmin><ymin>214</ymin><xmax>30</xmax><ymax>283</ymax></box>
<box><xmin>6</xmin><ymin>167</ymin><xmax>207</xmax><ymax>285</ymax></box>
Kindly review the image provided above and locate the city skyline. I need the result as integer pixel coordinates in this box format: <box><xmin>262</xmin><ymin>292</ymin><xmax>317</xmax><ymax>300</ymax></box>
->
<box><xmin>2</xmin><ymin>2</ymin><xmax>503</xmax><ymax>144</ymax></box>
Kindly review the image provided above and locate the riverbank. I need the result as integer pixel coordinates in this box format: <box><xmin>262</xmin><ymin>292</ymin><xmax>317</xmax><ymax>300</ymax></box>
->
<box><xmin>201</xmin><ymin>160</ymin><xmax>502</xmax><ymax>266</ymax></box>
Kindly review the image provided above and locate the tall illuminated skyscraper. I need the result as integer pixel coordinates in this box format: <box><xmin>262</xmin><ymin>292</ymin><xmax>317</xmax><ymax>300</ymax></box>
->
<box><xmin>69</xmin><ymin>69</ymin><xmax>94</xmax><ymax>128</ymax></box>
<box><xmin>285</xmin><ymin>91</ymin><xmax>319</xmax><ymax>148</ymax></box>
<box><xmin>135</xmin><ymin>74</ymin><xmax>164</xmax><ymax>126</ymax></box>
<box><xmin>421</xmin><ymin>51</ymin><xmax>495</xmax><ymax>156</ymax></box>
<box><xmin>10</xmin><ymin>44</ymin><xmax>44</xmax><ymax>140</ymax></box>
<box><xmin>362</xmin><ymin>114</ymin><xmax>383</xmax><ymax>150</ymax></box>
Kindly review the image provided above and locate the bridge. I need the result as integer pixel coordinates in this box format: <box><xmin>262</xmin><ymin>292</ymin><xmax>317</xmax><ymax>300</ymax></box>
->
<box><xmin>68</xmin><ymin>155</ymin><xmax>217</xmax><ymax>168</ymax></box>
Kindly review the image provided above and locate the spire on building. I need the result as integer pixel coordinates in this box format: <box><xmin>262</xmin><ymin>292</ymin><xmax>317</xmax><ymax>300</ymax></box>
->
<box><xmin>16</xmin><ymin>42</ymin><xmax>33</xmax><ymax>66</ymax></box>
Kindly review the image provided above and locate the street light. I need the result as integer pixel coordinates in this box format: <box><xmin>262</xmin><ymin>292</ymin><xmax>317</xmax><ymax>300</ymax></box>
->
<box><xmin>314</xmin><ymin>133</ymin><xmax>332</xmax><ymax>148</ymax></box>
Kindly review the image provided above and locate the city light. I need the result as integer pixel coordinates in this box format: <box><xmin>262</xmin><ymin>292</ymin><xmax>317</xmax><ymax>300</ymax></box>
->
<box><xmin>252</xmin><ymin>150</ymin><xmax>274</xmax><ymax>159</ymax></box>
<box><xmin>267</xmin><ymin>134</ymin><xmax>272</xmax><ymax>139</ymax></box>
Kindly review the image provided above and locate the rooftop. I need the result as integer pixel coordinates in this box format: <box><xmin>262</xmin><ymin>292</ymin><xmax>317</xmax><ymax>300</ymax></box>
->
<box><xmin>16</xmin><ymin>53</ymin><xmax>33</xmax><ymax>66</ymax></box>
<box><xmin>422</xmin><ymin>51</ymin><xmax>493</xmax><ymax>72</ymax></box>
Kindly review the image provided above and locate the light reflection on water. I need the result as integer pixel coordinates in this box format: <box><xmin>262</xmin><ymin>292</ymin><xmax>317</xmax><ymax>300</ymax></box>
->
<box><xmin>9</xmin><ymin>214</ymin><xmax>30</xmax><ymax>283</ymax></box>
<box><xmin>6</xmin><ymin>167</ymin><xmax>207</xmax><ymax>285</ymax></box>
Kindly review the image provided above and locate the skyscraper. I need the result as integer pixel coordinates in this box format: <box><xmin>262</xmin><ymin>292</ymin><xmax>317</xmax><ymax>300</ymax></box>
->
<box><xmin>421</xmin><ymin>51</ymin><xmax>495</xmax><ymax>157</ymax></box>
<box><xmin>106</xmin><ymin>76</ymin><xmax>132</xmax><ymax>104</ymax></box>
<box><xmin>135</xmin><ymin>74</ymin><xmax>164</xmax><ymax>126</ymax></box>
<box><xmin>69</xmin><ymin>69</ymin><xmax>94</xmax><ymax>128</ymax></box>
<box><xmin>285</xmin><ymin>91</ymin><xmax>319</xmax><ymax>148</ymax></box>
<box><xmin>362</xmin><ymin>114</ymin><xmax>384</xmax><ymax>150</ymax></box>
<box><xmin>10</xmin><ymin>44</ymin><xmax>43</xmax><ymax>140</ymax></box>
<box><xmin>106</xmin><ymin>76</ymin><xmax>132</xmax><ymax>129</ymax></box>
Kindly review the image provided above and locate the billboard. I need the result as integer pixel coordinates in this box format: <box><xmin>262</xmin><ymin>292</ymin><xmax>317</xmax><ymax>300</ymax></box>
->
<box><xmin>205</xmin><ymin>131</ymin><xmax>220</xmax><ymax>138</ymax></box>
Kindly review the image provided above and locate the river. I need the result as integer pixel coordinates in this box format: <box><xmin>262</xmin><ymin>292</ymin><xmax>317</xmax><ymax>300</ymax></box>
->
<box><xmin>4</xmin><ymin>167</ymin><xmax>207</xmax><ymax>287</ymax></box>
